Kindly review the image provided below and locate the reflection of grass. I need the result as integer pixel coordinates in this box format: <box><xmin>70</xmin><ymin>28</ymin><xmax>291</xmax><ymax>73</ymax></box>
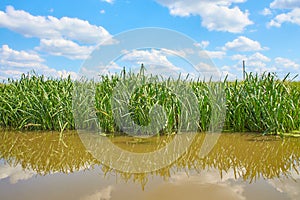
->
<box><xmin>0</xmin><ymin>130</ymin><xmax>299</xmax><ymax>189</ymax></box>
<box><xmin>0</xmin><ymin>70</ymin><xmax>299</xmax><ymax>134</ymax></box>
<box><xmin>0</xmin><ymin>130</ymin><xmax>98</xmax><ymax>174</ymax></box>
<box><xmin>191</xmin><ymin>133</ymin><xmax>300</xmax><ymax>183</ymax></box>
<box><xmin>109</xmin><ymin>135</ymin><xmax>175</xmax><ymax>153</ymax></box>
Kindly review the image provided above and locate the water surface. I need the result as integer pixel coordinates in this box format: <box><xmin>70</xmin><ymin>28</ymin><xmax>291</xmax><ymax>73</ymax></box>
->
<box><xmin>0</xmin><ymin>130</ymin><xmax>299</xmax><ymax>200</ymax></box>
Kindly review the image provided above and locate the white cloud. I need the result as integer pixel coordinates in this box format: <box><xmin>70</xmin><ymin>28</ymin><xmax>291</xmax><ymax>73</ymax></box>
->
<box><xmin>229</xmin><ymin>52</ymin><xmax>276</xmax><ymax>76</ymax></box>
<box><xmin>0</xmin><ymin>45</ymin><xmax>78</xmax><ymax>81</ymax></box>
<box><xmin>268</xmin><ymin>8</ymin><xmax>300</xmax><ymax>27</ymax></box>
<box><xmin>121</xmin><ymin>49</ymin><xmax>181</xmax><ymax>72</ymax></box>
<box><xmin>199</xmin><ymin>41</ymin><xmax>210</xmax><ymax>49</ymax></box>
<box><xmin>205</xmin><ymin>50</ymin><xmax>226</xmax><ymax>59</ymax></box>
<box><xmin>100</xmin><ymin>9</ymin><xmax>106</xmax><ymax>14</ymax></box>
<box><xmin>223</xmin><ymin>36</ymin><xmax>268</xmax><ymax>52</ymax></box>
<box><xmin>0</xmin><ymin>45</ymin><xmax>44</xmax><ymax>68</ymax></box>
<box><xmin>117</xmin><ymin>48</ymin><xmax>207</xmax><ymax>79</ymax></box>
<box><xmin>0</xmin><ymin>6</ymin><xmax>112</xmax><ymax>44</ymax></box>
<box><xmin>232</xmin><ymin>52</ymin><xmax>271</xmax><ymax>67</ymax></box>
<box><xmin>261</xmin><ymin>8</ymin><xmax>272</xmax><ymax>16</ymax></box>
<box><xmin>221</xmin><ymin>66</ymin><xmax>239</xmax><ymax>80</ymax></box>
<box><xmin>270</xmin><ymin>0</ymin><xmax>300</xmax><ymax>9</ymax></box>
<box><xmin>268</xmin><ymin>1</ymin><xmax>300</xmax><ymax>27</ymax></box>
<box><xmin>36</xmin><ymin>38</ymin><xmax>94</xmax><ymax>60</ymax></box>
<box><xmin>80</xmin><ymin>61</ymin><xmax>123</xmax><ymax>79</ymax></box>
<box><xmin>274</xmin><ymin>57</ymin><xmax>299</xmax><ymax>69</ymax></box>
<box><xmin>101</xmin><ymin>0</ymin><xmax>114</xmax><ymax>4</ymax></box>
<box><xmin>156</xmin><ymin>0</ymin><xmax>253</xmax><ymax>33</ymax></box>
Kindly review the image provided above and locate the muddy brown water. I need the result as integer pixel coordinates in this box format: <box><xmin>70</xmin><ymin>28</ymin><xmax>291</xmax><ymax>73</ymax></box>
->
<box><xmin>0</xmin><ymin>130</ymin><xmax>299</xmax><ymax>200</ymax></box>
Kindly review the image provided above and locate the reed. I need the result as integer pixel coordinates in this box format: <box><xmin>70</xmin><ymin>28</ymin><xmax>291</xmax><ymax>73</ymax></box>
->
<box><xmin>224</xmin><ymin>73</ymin><xmax>300</xmax><ymax>134</ymax></box>
<box><xmin>0</xmin><ymin>73</ymin><xmax>74</xmax><ymax>131</ymax></box>
<box><xmin>0</xmin><ymin>70</ymin><xmax>299</xmax><ymax>134</ymax></box>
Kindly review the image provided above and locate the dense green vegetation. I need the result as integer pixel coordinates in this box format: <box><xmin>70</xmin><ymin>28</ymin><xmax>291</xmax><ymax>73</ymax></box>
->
<box><xmin>0</xmin><ymin>71</ymin><xmax>299</xmax><ymax>135</ymax></box>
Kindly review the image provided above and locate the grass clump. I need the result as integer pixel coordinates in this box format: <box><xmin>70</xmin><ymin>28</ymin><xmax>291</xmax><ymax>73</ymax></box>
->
<box><xmin>0</xmin><ymin>73</ymin><xmax>74</xmax><ymax>131</ymax></box>
<box><xmin>0</xmin><ymin>70</ymin><xmax>299</xmax><ymax>135</ymax></box>
<box><xmin>224</xmin><ymin>73</ymin><xmax>300</xmax><ymax>134</ymax></box>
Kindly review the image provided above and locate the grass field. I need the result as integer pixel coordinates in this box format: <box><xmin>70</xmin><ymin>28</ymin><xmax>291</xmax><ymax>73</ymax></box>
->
<box><xmin>0</xmin><ymin>70</ymin><xmax>299</xmax><ymax>135</ymax></box>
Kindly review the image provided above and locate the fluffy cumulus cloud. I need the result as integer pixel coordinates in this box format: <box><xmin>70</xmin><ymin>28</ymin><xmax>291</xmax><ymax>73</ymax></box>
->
<box><xmin>0</xmin><ymin>44</ymin><xmax>44</xmax><ymax>67</ymax></box>
<box><xmin>156</xmin><ymin>0</ymin><xmax>253</xmax><ymax>33</ymax></box>
<box><xmin>268</xmin><ymin>0</ymin><xmax>300</xmax><ymax>27</ymax></box>
<box><xmin>268</xmin><ymin>8</ymin><xmax>300</xmax><ymax>27</ymax></box>
<box><xmin>120</xmin><ymin>49</ymin><xmax>182</xmax><ymax>74</ymax></box>
<box><xmin>223</xmin><ymin>36</ymin><xmax>268</xmax><ymax>52</ymax></box>
<box><xmin>261</xmin><ymin>8</ymin><xmax>272</xmax><ymax>16</ymax></box>
<box><xmin>270</xmin><ymin>0</ymin><xmax>300</xmax><ymax>9</ymax></box>
<box><xmin>0</xmin><ymin>6</ymin><xmax>115</xmax><ymax>80</ymax></box>
<box><xmin>226</xmin><ymin>52</ymin><xmax>277</xmax><ymax>78</ymax></box>
<box><xmin>232</xmin><ymin>52</ymin><xmax>271</xmax><ymax>67</ymax></box>
<box><xmin>0</xmin><ymin>6</ymin><xmax>112</xmax><ymax>44</ymax></box>
<box><xmin>80</xmin><ymin>61</ymin><xmax>122</xmax><ymax>80</ymax></box>
<box><xmin>274</xmin><ymin>57</ymin><xmax>299</xmax><ymax>69</ymax></box>
<box><xmin>0</xmin><ymin>45</ymin><xmax>77</xmax><ymax>80</ymax></box>
<box><xmin>36</xmin><ymin>38</ymin><xmax>94</xmax><ymax>60</ymax></box>
<box><xmin>221</xmin><ymin>65</ymin><xmax>240</xmax><ymax>80</ymax></box>
<box><xmin>0</xmin><ymin>6</ymin><xmax>113</xmax><ymax>60</ymax></box>
<box><xmin>199</xmin><ymin>41</ymin><xmax>210</xmax><ymax>49</ymax></box>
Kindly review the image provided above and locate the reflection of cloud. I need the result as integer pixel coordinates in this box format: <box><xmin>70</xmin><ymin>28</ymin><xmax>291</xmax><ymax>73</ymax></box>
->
<box><xmin>145</xmin><ymin>169</ymin><xmax>246</xmax><ymax>200</ymax></box>
<box><xmin>81</xmin><ymin>185</ymin><xmax>114</xmax><ymax>200</ymax></box>
<box><xmin>0</xmin><ymin>163</ymin><xmax>35</xmax><ymax>184</ymax></box>
<box><xmin>268</xmin><ymin>169</ymin><xmax>300</xmax><ymax>200</ymax></box>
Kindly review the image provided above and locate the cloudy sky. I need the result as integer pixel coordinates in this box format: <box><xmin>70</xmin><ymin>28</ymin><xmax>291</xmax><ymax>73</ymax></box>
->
<box><xmin>0</xmin><ymin>0</ymin><xmax>299</xmax><ymax>80</ymax></box>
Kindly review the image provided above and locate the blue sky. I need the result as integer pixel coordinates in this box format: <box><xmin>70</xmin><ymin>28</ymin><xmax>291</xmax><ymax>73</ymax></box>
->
<box><xmin>0</xmin><ymin>0</ymin><xmax>299</xmax><ymax>80</ymax></box>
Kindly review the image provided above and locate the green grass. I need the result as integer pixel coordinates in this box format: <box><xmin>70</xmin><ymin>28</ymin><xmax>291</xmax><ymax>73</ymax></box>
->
<box><xmin>0</xmin><ymin>74</ymin><xmax>74</xmax><ymax>131</ymax></box>
<box><xmin>224</xmin><ymin>73</ymin><xmax>300</xmax><ymax>134</ymax></box>
<box><xmin>0</xmin><ymin>70</ymin><xmax>299</xmax><ymax>135</ymax></box>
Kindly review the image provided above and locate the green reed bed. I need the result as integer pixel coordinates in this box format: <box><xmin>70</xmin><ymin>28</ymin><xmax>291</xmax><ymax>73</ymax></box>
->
<box><xmin>224</xmin><ymin>73</ymin><xmax>300</xmax><ymax>134</ymax></box>
<box><xmin>0</xmin><ymin>71</ymin><xmax>299</xmax><ymax>135</ymax></box>
<box><xmin>0</xmin><ymin>74</ymin><xmax>74</xmax><ymax>131</ymax></box>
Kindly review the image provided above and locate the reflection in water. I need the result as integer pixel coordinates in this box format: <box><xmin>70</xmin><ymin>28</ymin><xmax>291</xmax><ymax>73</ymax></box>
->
<box><xmin>161</xmin><ymin>170</ymin><xmax>246</xmax><ymax>200</ymax></box>
<box><xmin>0</xmin><ymin>162</ymin><xmax>35</xmax><ymax>184</ymax></box>
<box><xmin>80</xmin><ymin>185</ymin><xmax>114</xmax><ymax>200</ymax></box>
<box><xmin>268</xmin><ymin>170</ymin><xmax>300</xmax><ymax>200</ymax></box>
<box><xmin>0</xmin><ymin>130</ymin><xmax>299</xmax><ymax>199</ymax></box>
<box><xmin>0</xmin><ymin>131</ymin><xmax>299</xmax><ymax>184</ymax></box>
